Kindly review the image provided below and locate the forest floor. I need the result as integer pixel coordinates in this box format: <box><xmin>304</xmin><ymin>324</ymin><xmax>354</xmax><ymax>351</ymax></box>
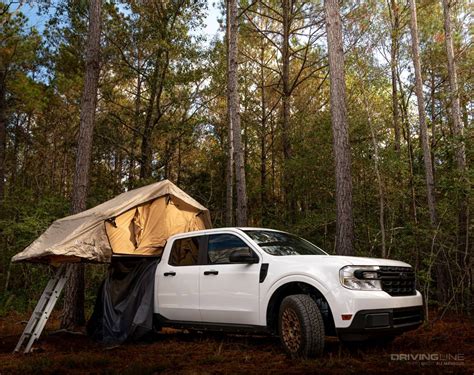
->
<box><xmin>0</xmin><ymin>310</ymin><xmax>473</xmax><ymax>375</ymax></box>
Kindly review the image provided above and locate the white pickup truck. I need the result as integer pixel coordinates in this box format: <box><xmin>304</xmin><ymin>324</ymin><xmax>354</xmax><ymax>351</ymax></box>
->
<box><xmin>152</xmin><ymin>227</ymin><xmax>424</xmax><ymax>357</ymax></box>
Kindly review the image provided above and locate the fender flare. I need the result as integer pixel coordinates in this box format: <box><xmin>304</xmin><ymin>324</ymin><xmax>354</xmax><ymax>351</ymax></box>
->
<box><xmin>260</xmin><ymin>274</ymin><xmax>338</xmax><ymax>325</ymax></box>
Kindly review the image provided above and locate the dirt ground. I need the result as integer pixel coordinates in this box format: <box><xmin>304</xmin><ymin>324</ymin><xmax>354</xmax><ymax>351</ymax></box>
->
<box><xmin>0</xmin><ymin>311</ymin><xmax>473</xmax><ymax>374</ymax></box>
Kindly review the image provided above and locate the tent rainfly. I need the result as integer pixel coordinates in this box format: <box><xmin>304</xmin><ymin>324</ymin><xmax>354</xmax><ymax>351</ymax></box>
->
<box><xmin>11</xmin><ymin>180</ymin><xmax>212</xmax><ymax>264</ymax></box>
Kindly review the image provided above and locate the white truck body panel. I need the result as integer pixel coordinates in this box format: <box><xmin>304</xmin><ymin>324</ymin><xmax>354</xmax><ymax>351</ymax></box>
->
<box><xmin>154</xmin><ymin>227</ymin><xmax>423</xmax><ymax>330</ymax></box>
<box><xmin>199</xmin><ymin>263</ymin><xmax>260</xmax><ymax>324</ymax></box>
<box><xmin>155</xmin><ymin>263</ymin><xmax>201</xmax><ymax>322</ymax></box>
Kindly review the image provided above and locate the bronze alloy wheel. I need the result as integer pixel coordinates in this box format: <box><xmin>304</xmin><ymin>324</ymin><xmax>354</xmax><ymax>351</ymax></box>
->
<box><xmin>281</xmin><ymin>307</ymin><xmax>302</xmax><ymax>353</ymax></box>
<box><xmin>278</xmin><ymin>294</ymin><xmax>325</xmax><ymax>358</ymax></box>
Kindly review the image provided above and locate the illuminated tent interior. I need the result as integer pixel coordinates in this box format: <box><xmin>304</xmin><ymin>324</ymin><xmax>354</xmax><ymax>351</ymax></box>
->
<box><xmin>12</xmin><ymin>180</ymin><xmax>212</xmax><ymax>264</ymax></box>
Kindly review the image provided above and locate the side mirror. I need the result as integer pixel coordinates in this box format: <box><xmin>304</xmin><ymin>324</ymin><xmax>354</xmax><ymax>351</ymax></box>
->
<box><xmin>229</xmin><ymin>249</ymin><xmax>259</xmax><ymax>264</ymax></box>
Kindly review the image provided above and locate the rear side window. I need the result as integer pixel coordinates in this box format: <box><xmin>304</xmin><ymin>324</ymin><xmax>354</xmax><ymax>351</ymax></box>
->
<box><xmin>207</xmin><ymin>234</ymin><xmax>252</xmax><ymax>264</ymax></box>
<box><xmin>169</xmin><ymin>237</ymin><xmax>201</xmax><ymax>266</ymax></box>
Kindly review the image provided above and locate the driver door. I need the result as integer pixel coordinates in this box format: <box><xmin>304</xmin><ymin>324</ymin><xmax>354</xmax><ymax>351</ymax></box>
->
<box><xmin>199</xmin><ymin>233</ymin><xmax>261</xmax><ymax>325</ymax></box>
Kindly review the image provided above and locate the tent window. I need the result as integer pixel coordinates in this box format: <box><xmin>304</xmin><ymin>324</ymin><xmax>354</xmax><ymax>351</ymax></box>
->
<box><xmin>169</xmin><ymin>237</ymin><xmax>201</xmax><ymax>266</ymax></box>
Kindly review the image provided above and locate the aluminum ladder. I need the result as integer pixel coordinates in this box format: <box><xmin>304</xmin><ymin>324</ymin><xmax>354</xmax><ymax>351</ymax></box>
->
<box><xmin>14</xmin><ymin>265</ymin><xmax>72</xmax><ymax>353</ymax></box>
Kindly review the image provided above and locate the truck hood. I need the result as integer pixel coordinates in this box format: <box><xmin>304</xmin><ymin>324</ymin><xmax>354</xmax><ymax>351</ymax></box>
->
<box><xmin>273</xmin><ymin>255</ymin><xmax>412</xmax><ymax>268</ymax></box>
<box><xmin>326</xmin><ymin>255</ymin><xmax>411</xmax><ymax>267</ymax></box>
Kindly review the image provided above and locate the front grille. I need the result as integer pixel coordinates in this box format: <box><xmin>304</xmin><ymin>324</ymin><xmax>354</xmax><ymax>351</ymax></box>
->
<box><xmin>378</xmin><ymin>266</ymin><xmax>416</xmax><ymax>296</ymax></box>
<box><xmin>392</xmin><ymin>306</ymin><xmax>423</xmax><ymax>327</ymax></box>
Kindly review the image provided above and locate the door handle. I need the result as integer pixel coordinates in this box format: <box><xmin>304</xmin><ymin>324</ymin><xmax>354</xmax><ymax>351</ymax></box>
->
<box><xmin>164</xmin><ymin>271</ymin><xmax>176</xmax><ymax>277</ymax></box>
<box><xmin>204</xmin><ymin>270</ymin><xmax>219</xmax><ymax>276</ymax></box>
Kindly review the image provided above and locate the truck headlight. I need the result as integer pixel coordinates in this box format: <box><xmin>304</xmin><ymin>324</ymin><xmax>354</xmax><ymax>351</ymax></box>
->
<box><xmin>339</xmin><ymin>266</ymin><xmax>382</xmax><ymax>291</ymax></box>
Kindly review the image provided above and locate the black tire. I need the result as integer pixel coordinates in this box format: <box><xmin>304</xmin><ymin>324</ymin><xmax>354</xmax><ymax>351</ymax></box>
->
<box><xmin>278</xmin><ymin>294</ymin><xmax>325</xmax><ymax>358</ymax></box>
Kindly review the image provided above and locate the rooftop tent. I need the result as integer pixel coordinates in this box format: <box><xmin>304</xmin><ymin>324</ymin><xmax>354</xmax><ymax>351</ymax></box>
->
<box><xmin>11</xmin><ymin>180</ymin><xmax>212</xmax><ymax>264</ymax></box>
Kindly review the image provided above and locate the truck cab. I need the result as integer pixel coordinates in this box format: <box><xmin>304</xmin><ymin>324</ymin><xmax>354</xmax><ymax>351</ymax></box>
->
<box><xmin>153</xmin><ymin>228</ymin><xmax>424</xmax><ymax>357</ymax></box>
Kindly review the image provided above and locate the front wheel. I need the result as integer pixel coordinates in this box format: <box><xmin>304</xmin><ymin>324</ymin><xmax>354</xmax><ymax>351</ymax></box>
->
<box><xmin>278</xmin><ymin>294</ymin><xmax>325</xmax><ymax>358</ymax></box>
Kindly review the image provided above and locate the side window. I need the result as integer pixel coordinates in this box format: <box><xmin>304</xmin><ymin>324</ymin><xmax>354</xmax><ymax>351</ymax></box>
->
<box><xmin>207</xmin><ymin>234</ymin><xmax>253</xmax><ymax>264</ymax></box>
<box><xmin>169</xmin><ymin>236</ymin><xmax>201</xmax><ymax>266</ymax></box>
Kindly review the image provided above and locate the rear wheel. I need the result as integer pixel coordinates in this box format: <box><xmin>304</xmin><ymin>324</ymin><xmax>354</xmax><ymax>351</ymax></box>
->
<box><xmin>278</xmin><ymin>294</ymin><xmax>325</xmax><ymax>358</ymax></box>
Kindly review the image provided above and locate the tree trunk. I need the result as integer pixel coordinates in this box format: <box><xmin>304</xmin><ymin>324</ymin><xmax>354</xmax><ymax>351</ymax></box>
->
<box><xmin>139</xmin><ymin>58</ymin><xmax>159</xmax><ymax>180</ymax></box>
<box><xmin>62</xmin><ymin>0</ymin><xmax>102</xmax><ymax>330</ymax></box>
<box><xmin>225</xmin><ymin>0</ymin><xmax>234</xmax><ymax>227</ymax></box>
<box><xmin>442</xmin><ymin>0</ymin><xmax>469</xmax><ymax>260</ymax></box>
<box><xmin>281</xmin><ymin>0</ymin><xmax>294</xmax><ymax>218</ymax></box>
<box><xmin>225</xmin><ymin>113</ymin><xmax>234</xmax><ymax>226</ymax></box>
<box><xmin>409</xmin><ymin>0</ymin><xmax>448</xmax><ymax>305</ymax></box>
<box><xmin>398</xmin><ymin>70</ymin><xmax>418</xmax><ymax>224</ymax></box>
<box><xmin>128</xmin><ymin>69</ymin><xmax>142</xmax><ymax>189</ymax></box>
<box><xmin>364</xmin><ymin>96</ymin><xmax>386</xmax><ymax>258</ymax></box>
<box><xmin>0</xmin><ymin>82</ymin><xmax>6</xmax><ymax>204</ymax></box>
<box><xmin>405</xmin><ymin>117</ymin><xmax>418</xmax><ymax>225</ymax></box>
<box><xmin>388</xmin><ymin>0</ymin><xmax>401</xmax><ymax>153</ymax></box>
<box><xmin>443</xmin><ymin>0</ymin><xmax>470</xmax><ymax>309</ymax></box>
<box><xmin>270</xmin><ymin>113</ymin><xmax>276</xmax><ymax>199</ymax></box>
<box><xmin>408</xmin><ymin>0</ymin><xmax>437</xmax><ymax>227</ymax></box>
<box><xmin>281</xmin><ymin>0</ymin><xmax>290</xmax><ymax>160</ymax></box>
<box><xmin>260</xmin><ymin>41</ymin><xmax>267</xmax><ymax>225</ymax></box>
<box><xmin>429</xmin><ymin>71</ymin><xmax>437</xmax><ymax>161</ymax></box>
<box><xmin>324</xmin><ymin>0</ymin><xmax>354</xmax><ymax>255</ymax></box>
<box><xmin>228</xmin><ymin>0</ymin><xmax>247</xmax><ymax>226</ymax></box>
<box><xmin>139</xmin><ymin>124</ymin><xmax>153</xmax><ymax>179</ymax></box>
<box><xmin>176</xmin><ymin>135</ymin><xmax>182</xmax><ymax>185</ymax></box>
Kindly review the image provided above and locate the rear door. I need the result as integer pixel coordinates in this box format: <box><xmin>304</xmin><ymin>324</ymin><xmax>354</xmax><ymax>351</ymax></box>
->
<box><xmin>199</xmin><ymin>233</ymin><xmax>261</xmax><ymax>325</ymax></box>
<box><xmin>156</xmin><ymin>235</ymin><xmax>205</xmax><ymax>322</ymax></box>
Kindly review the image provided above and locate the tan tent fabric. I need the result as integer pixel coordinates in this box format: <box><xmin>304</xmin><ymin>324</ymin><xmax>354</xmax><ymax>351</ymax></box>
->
<box><xmin>11</xmin><ymin>180</ymin><xmax>212</xmax><ymax>264</ymax></box>
<box><xmin>105</xmin><ymin>208</ymin><xmax>138</xmax><ymax>255</ymax></box>
<box><xmin>105</xmin><ymin>196</ymin><xmax>208</xmax><ymax>256</ymax></box>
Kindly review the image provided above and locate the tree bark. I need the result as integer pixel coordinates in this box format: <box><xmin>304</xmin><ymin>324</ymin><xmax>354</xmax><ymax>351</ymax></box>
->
<box><xmin>325</xmin><ymin>0</ymin><xmax>354</xmax><ymax>255</ymax></box>
<box><xmin>363</xmin><ymin>94</ymin><xmax>386</xmax><ymax>257</ymax></box>
<box><xmin>397</xmin><ymin>70</ymin><xmax>418</xmax><ymax>224</ymax></box>
<box><xmin>225</xmin><ymin>113</ymin><xmax>234</xmax><ymax>226</ymax></box>
<box><xmin>62</xmin><ymin>0</ymin><xmax>102</xmax><ymax>330</ymax></box>
<box><xmin>442</xmin><ymin>0</ymin><xmax>469</xmax><ymax>259</ymax></box>
<box><xmin>388</xmin><ymin>0</ymin><xmax>401</xmax><ymax>153</ymax></box>
<box><xmin>225</xmin><ymin>0</ymin><xmax>234</xmax><ymax>227</ymax></box>
<box><xmin>281</xmin><ymin>0</ymin><xmax>291</xmax><ymax>161</ymax></box>
<box><xmin>0</xmin><ymin>82</ymin><xmax>6</xmax><ymax>204</ymax></box>
<box><xmin>260</xmin><ymin>40</ymin><xmax>267</xmax><ymax>225</ymax></box>
<box><xmin>228</xmin><ymin>0</ymin><xmax>247</xmax><ymax>226</ymax></box>
<box><xmin>281</xmin><ymin>0</ymin><xmax>294</xmax><ymax>218</ymax></box>
<box><xmin>408</xmin><ymin>0</ymin><xmax>437</xmax><ymax>226</ymax></box>
<box><xmin>409</xmin><ymin>0</ymin><xmax>449</xmax><ymax>305</ymax></box>
<box><xmin>139</xmin><ymin>56</ymin><xmax>160</xmax><ymax>180</ymax></box>
<box><xmin>443</xmin><ymin>0</ymin><xmax>470</xmax><ymax>308</ymax></box>
<box><xmin>128</xmin><ymin>66</ymin><xmax>142</xmax><ymax>189</ymax></box>
<box><xmin>429</xmin><ymin>71</ymin><xmax>437</xmax><ymax>162</ymax></box>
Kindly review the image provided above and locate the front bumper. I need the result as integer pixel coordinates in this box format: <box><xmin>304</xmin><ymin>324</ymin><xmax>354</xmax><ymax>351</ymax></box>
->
<box><xmin>336</xmin><ymin>305</ymin><xmax>424</xmax><ymax>341</ymax></box>
<box><xmin>330</xmin><ymin>288</ymin><xmax>423</xmax><ymax>328</ymax></box>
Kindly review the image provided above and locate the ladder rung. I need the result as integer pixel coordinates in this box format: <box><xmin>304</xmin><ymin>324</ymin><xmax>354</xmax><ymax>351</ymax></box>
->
<box><xmin>14</xmin><ymin>265</ymin><xmax>71</xmax><ymax>354</ymax></box>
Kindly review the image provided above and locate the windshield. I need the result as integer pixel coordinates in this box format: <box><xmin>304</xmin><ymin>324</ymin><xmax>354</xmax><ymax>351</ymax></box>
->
<box><xmin>244</xmin><ymin>230</ymin><xmax>327</xmax><ymax>256</ymax></box>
